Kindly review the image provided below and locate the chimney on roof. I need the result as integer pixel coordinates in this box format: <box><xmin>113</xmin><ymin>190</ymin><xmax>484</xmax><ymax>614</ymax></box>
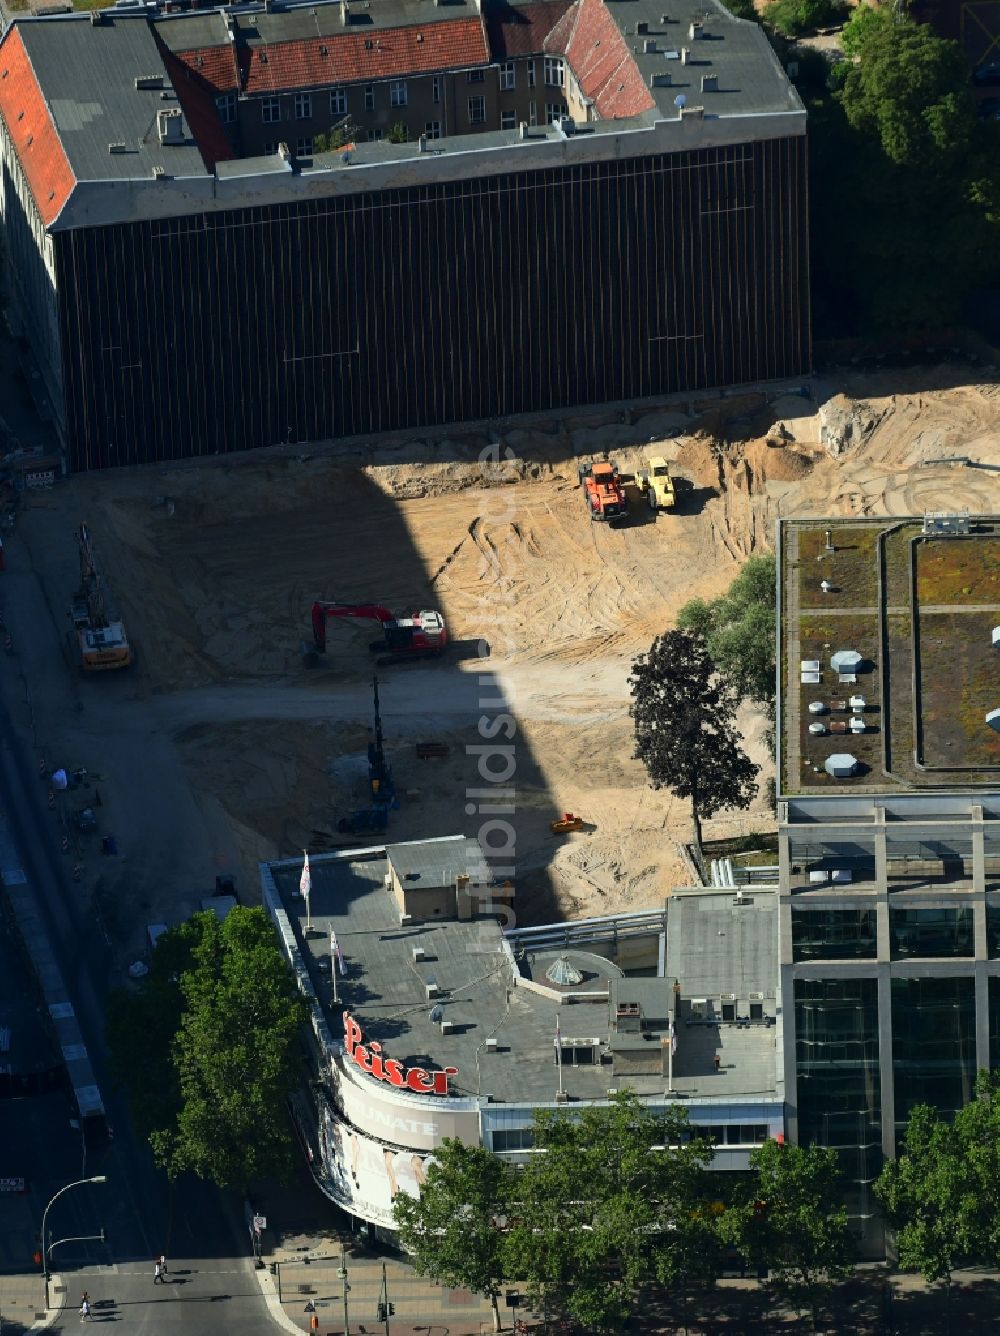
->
<box><xmin>680</xmin><ymin>105</ymin><xmax>704</xmax><ymax>120</ymax></box>
<box><xmin>680</xmin><ymin>46</ymin><xmax>690</xmax><ymax>63</ymax></box>
<box><xmin>340</xmin><ymin>0</ymin><xmax>350</xmax><ymax>22</ymax></box>
<box><xmin>689</xmin><ymin>20</ymin><xmax>703</xmax><ymax>38</ymax></box>
<box><xmin>90</xmin><ymin>8</ymin><xmax>104</xmax><ymax>23</ymax></box>
<box><xmin>156</xmin><ymin>108</ymin><xmax>184</xmax><ymax>145</ymax></box>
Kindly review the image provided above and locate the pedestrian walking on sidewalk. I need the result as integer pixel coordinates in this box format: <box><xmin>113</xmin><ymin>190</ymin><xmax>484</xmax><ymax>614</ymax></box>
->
<box><xmin>158</xmin><ymin>1254</ymin><xmax>167</xmax><ymax>1275</ymax></box>
<box><xmin>154</xmin><ymin>1261</ymin><xmax>164</xmax><ymax>1284</ymax></box>
<box><xmin>80</xmin><ymin>1297</ymin><xmax>91</xmax><ymax>1321</ymax></box>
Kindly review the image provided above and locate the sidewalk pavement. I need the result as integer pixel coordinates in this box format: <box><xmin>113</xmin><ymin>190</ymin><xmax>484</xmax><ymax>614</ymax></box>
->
<box><xmin>0</xmin><ymin>1271</ymin><xmax>61</xmax><ymax>1333</ymax></box>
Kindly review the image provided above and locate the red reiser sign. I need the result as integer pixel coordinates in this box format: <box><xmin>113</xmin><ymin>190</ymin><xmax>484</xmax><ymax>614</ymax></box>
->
<box><xmin>343</xmin><ymin>1012</ymin><xmax>458</xmax><ymax>1097</ymax></box>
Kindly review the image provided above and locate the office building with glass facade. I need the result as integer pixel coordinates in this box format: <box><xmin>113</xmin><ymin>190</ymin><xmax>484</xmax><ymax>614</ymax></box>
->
<box><xmin>775</xmin><ymin>514</ymin><xmax>1000</xmax><ymax>1254</ymax></box>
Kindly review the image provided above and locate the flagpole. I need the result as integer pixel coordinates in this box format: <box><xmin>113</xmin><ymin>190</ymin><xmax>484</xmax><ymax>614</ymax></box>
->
<box><xmin>331</xmin><ymin>929</ymin><xmax>338</xmax><ymax>1005</ymax></box>
<box><xmin>302</xmin><ymin>850</ymin><xmax>312</xmax><ymax>933</ymax></box>
<box><xmin>556</xmin><ymin>1013</ymin><xmax>563</xmax><ymax>1099</ymax></box>
<box><xmin>667</xmin><ymin>1009</ymin><xmax>674</xmax><ymax>1093</ymax></box>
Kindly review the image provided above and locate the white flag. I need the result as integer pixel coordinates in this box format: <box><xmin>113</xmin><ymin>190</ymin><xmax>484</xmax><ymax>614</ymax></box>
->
<box><xmin>299</xmin><ymin>852</ymin><xmax>311</xmax><ymax>899</ymax></box>
<box><xmin>330</xmin><ymin>929</ymin><xmax>346</xmax><ymax>975</ymax></box>
<box><xmin>669</xmin><ymin>1021</ymin><xmax>678</xmax><ymax>1056</ymax></box>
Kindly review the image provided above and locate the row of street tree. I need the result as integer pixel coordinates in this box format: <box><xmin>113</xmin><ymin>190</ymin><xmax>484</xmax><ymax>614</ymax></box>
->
<box><xmin>394</xmin><ymin>1093</ymin><xmax>853</xmax><ymax>1332</ymax></box>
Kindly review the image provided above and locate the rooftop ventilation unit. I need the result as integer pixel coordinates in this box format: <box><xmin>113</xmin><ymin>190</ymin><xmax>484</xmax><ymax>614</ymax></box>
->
<box><xmin>643</xmin><ymin>37</ymin><xmax>657</xmax><ymax>52</ymax></box>
<box><xmin>108</xmin><ymin>142</ymin><xmax>128</xmax><ymax>154</ymax></box>
<box><xmin>425</xmin><ymin>981</ymin><xmax>441</xmax><ymax>999</ymax></box>
<box><xmin>636</xmin><ymin>19</ymin><xmax>648</xmax><ymax>32</ymax></box>
<box><xmin>440</xmin><ymin>1020</ymin><xmax>456</xmax><ymax>1035</ymax></box>
<box><xmin>156</xmin><ymin>108</ymin><xmax>183</xmax><ymax>146</ymax></box>
<box><xmin>701</xmin><ymin>74</ymin><xmax>717</xmax><ymax>91</ymax></box>
<box><xmin>485</xmin><ymin>1037</ymin><xmax>498</xmax><ymax>1052</ymax></box>
<box><xmin>135</xmin><ymin>74</ymin><xmax>164</xmax><ymax>90</ymax></box>
<box><xmin>412</xmin><ymin>946</ymin><xmax>426</xmax><ymax>962</ymax></box>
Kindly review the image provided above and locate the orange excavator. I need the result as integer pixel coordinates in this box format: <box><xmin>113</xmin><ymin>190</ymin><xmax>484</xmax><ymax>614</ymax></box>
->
<box><xmin>309</xmin><ymin>601</ymin><xmax>448</xmax><ymax>666</ymax></box>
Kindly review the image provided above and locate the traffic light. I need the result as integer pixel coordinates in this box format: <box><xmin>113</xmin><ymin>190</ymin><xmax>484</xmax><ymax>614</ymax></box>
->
<box><xmin>377</xmin><ymin>1302</ymin><xmax>396</xmax><ymax>1320</ymax></box>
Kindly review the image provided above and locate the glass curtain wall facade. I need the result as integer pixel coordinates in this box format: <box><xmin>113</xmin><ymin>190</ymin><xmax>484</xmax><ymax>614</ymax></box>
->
<box><xmin>891</xmin><ymin>976</ymin><xmax>977</xmax><ymax>1137</ymax></box>
<box><xmin>794</xmin><ymin>978</ymin><xmax>882</xmax><ymax>1244</ymax></box>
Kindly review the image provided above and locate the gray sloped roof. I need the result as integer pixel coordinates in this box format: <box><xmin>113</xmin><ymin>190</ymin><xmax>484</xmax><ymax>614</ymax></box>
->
<box><xmin>19</xmin><ymin>14</ymin><xmax>208</xmax><ymax>182</ymax></box>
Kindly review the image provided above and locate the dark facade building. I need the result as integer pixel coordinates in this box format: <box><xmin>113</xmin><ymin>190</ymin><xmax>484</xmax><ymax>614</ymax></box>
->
<box><xmin>0</xmin><ymin>0</ymin><xmax>808</xmax><ymax>471</ymax></box>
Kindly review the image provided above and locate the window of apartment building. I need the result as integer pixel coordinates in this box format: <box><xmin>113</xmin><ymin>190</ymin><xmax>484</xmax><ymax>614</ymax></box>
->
<box><xmin>424</xmin><ymin>120</ymin><xmax>442</xmax><ymax>139</ymax></box>
<box><xmin>390</xmin><ymin>80</ymin><xmax>408</xmax><ymax>107</ymax></box>
<box><xmin>528</xmin><ymin>100</ymin><xmax>537</xmax><ymax>125</ymax></box>
<box><xmin>499</xmin><ymin>61</ymin><xmax>515</xmax><ymax>91</ymax></box>
<box><xmin>468</xmin><ymin>95</ymin><xmax>485</xmax><ymax>125</ymax></box>
<box><xmin>215</xmin><ymin>92</ymin><xmax>236</xmax><ymax>125</ymax></box>
<box><xmin>544</xmin><ymin>56</ymin><xmax>564</xmax><ymax>87</ymax></box>
<box><xmin>295</xmin><ymin>137</ymin><xmax>314</xmax><ymax>156</ymax></box>
<box><xmin>330</xmin><ymin>88</ymin><xmax>347</xmax><ymax>116</ymax></box>
<box><xmin>294</xmin><ymin>92</ymin><xmax>312</xmax><ymax>120</ymax></box>
<box><xmin>501</xmin><ymin>110</ymin><xmax>516</xmax><ymax>130</ymax></box>
<box><xmin>262</xmin><ymin>96</ymin><xmax>281</xmax><ymax>124</ymax></box>
<box><xmin>527</xmin><ymin>59</ymin><xmax>536</xmax><ymax>88</ymax></box>
<box><xmin>467</xmin><ymin>67</ymin><xmax>485</xmax><ymax>83</ymax></box>
<box><xmin>364</xmin><ymin>84</ymin><xmax>375</xmax><ymax>110</ymax></box>
<box><xmin>546</xmin><ymin>102</ymin><xmax>566</xmax><ymax>124</ymax></box>
<box><xmin>367</xmin><ymin>127</ymin><xmax>384</xmax><ymax>141</ymax></box>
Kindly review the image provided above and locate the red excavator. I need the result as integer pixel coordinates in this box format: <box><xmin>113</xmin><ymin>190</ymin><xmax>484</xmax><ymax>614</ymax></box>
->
<box><xmin>310</xmin><ymin>601</ymin><xmax>448</xmax><ymax>666</ymax></box>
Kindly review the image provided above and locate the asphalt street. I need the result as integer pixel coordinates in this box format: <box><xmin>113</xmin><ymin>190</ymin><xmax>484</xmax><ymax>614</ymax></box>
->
<box><xmin>0</xmin><ymin>500</ymin><xmax>277</xmax><ymax>1333</ymax></box>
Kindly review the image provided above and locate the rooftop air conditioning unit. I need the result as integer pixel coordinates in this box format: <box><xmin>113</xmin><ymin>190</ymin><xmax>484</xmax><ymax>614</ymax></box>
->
<box><xmin>485</xmin><ymin>1037</ymin><xmax>498</xmax><ymax>1052</ymax></box>
<box><xmin>412</xmin><ymin>946</ymin><xmax>426</xmax><ymax>962</ymax></box>
<box><xmin>440</xmin><ymin>1020</ymin><xmax>456</xmax><ymax>1035</ymax></box>
<box><xmin>425</xmin><ymin>982</ymin><xmax>441</xmax><ymax>1000</ymax></box>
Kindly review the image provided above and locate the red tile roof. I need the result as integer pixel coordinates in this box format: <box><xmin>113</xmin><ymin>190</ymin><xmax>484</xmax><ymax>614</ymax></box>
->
<box><xmin>485</xmin><ymin>0</ymin><xmax>573</xmax><ymax>59</ymax></box>
<box><xmin>157</xmin><ymin>41</ymin><xmax>236</xmax><ymax>170</ymax></box>
<box><xmin>0</xmin><ymin>24</ymin><xmax>74</xmax><ymax>226</ymax></box>
<box><xmin>171</xmin><ymin>44</ymin><xmax>241</xmax><ymax>95</ymax></box>
<box><xmin>546</xmin><ymin>0</ymin><xmax>653</xmax><ymax>119</ymax></box>
<box><xmin>239</xmin><ymin>18</ymin><xmax>490</xmax><ymax>95</ymax></box>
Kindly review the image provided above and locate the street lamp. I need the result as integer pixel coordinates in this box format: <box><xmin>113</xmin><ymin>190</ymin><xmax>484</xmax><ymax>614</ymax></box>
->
<box><xmin>41</xmin><ymin>1175</ymin><xmax>108</xmax><ymax>1310</ymax></box>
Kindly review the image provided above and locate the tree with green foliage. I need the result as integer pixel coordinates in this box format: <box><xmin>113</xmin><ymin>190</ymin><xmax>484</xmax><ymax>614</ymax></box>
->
<box><xmin>387</xmin><ymin>122</ymin><xmax>408</xmax><ymax>144</ymax></box>
<box><xmin>107</xmin><ymin>907</ymin><xmax>308</xmax><ymax>1190</ymax></box>
<box><xmin>839</xmin><ymin>16</ymin><xmax>975</xmax><ymax>168</ymax></box>
<box><xmin>393</xmin><ymin>1139</ymin><xmax>511</xmax><ymax>1331</ymax></box>
<box><xmin>676</xmin><ymin>553</ymin><xmax>776</xmax><ymax>720</ymax></box>
<box><xmin>721</xmin><ymin>1139</ymin><xmax>853</xmax><ymax>1330</ymax></box>
<box><xmin>506</xmin><ymin>1092</ymin><xmax>720</xmax><ymax>1333</ymax></box>
<box><xmin>630</xmin><ymin>628</ymin><xmax>759</xmax><ymax>857</ymax></box>
<box><xmin>839</xmin><ymin>2</ymin><xmax>891</xmax><ymax>60</ymax></box>
<box><xmin>876</xmin><ymin>1070</ymin><xmax>1000</xmax><ymax>1290</ymax></box>
<box><xmin>765</xmin><ymin>0</ymin><xmax>845</xmax><ymax>39</ymax></box>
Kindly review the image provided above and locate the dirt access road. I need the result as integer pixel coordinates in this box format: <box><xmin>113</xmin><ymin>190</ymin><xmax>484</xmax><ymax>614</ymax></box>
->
<box><xmin>6</xmin><ymin>360</ymin><xmax>998</xmax><ymax>972</ymax></box>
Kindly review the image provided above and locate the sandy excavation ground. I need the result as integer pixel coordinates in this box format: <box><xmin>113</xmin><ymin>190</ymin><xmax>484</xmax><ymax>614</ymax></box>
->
<box><xmin>43</xmin><ymin>362</ymin><xmax>1000</xmax><ymax>929</ymax></box>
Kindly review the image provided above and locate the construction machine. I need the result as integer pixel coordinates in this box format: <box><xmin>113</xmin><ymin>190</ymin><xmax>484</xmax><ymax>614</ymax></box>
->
<box><xmin>309</xmin><ymin>601</ymin><xmax>447</xmax><ymax>666</ymax></box>
<box><xmin>579</xmin><ymin>460</ymin><xmax>628</xmax><ymax>521</ymax></box>
<box><xmin>71</xmin><ymin>523</ymin><xmax>133</xmax><ymax>672</ymax></box>
<box><xmin>636</xmin><ymin>456</ymin><xmax>677</xmax><ymax>512</ymax></box>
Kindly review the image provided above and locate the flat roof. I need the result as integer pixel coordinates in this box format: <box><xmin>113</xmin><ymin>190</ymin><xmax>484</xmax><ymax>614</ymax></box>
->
<box><xmin>267</xmin><ymin>849</ymin><xmax>778</xmax><ymax>1102</ymax></box>
<box><xmin>778</xmin><ymin>515</ymin><xmax>1000</xmax><ymax>796</ymax></box>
